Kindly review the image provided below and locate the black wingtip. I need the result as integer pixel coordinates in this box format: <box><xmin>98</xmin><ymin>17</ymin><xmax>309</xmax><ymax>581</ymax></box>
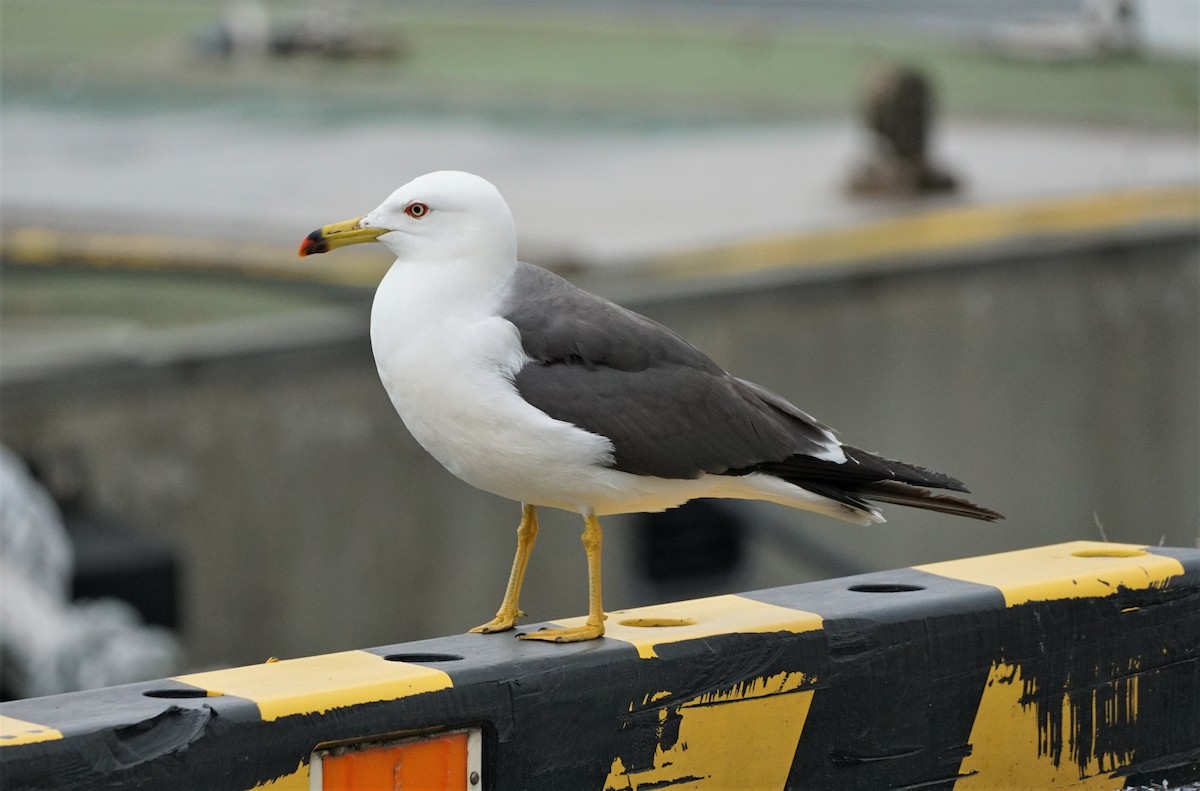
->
<box><xmin>859</xmin><ymin>481</ymin><xmax>1004</xmax><ymax>522</ymax></box>
<box><xmin>841</xmin><ymin>446</ymin><xmax>973</xmax><ymax>493</ymax></box>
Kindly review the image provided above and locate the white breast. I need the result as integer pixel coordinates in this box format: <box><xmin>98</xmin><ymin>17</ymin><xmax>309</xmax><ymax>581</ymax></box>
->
<box><xmin>369</xmin><ymin>261</ymin><xmax>617</xmax><ymax>511</ymax></box>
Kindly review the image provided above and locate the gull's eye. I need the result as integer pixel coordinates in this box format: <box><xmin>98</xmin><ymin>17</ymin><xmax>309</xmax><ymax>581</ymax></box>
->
<box><xmin>405</xmin><ymin>202</ymin><xmax>429</xmax><ymax>219</ymax></box>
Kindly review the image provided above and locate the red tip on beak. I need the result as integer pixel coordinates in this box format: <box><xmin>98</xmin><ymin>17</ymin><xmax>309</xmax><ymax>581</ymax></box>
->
<box><xmin>298</xmin><ymin>229</ymin><xmax>326</xmax><ymax>258</ymax></box>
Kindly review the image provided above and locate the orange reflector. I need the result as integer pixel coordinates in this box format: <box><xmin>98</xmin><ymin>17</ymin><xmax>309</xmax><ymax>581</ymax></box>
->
<box><xmin>312</xmin><ymin>728</ymin><xmax>481</xmax><ymax>790</ymax></box>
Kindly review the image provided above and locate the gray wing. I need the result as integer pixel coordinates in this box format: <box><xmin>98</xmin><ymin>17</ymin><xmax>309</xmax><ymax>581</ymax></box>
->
<box><xmin>501</xmin><ymin>263</ymin><xmax>841</xmax><ymax>479</ymax></box>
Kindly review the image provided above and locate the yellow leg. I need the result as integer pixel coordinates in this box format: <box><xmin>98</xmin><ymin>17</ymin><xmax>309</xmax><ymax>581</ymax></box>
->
<box><xmin>470</xmin><ymin>504</ymin><xmax>538</xmax><ymax>634</ymax></box>
<box><xmin>520</xmin><ymin>512</ymin><xmax>606</xmax><ymax>643</ymax></box>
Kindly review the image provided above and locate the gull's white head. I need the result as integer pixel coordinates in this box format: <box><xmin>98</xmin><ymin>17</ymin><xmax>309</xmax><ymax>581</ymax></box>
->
<box><xmin>299</xmin><ymin>171</ymin><xmax>517</xmax><ymax>264</ymax></box>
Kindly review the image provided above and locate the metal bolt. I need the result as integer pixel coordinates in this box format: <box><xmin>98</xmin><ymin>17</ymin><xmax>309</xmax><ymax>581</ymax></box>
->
<box><xmin>470</xmin><ymin>770</ymin><xmax>480</xmax><ymax>786</ymax></box>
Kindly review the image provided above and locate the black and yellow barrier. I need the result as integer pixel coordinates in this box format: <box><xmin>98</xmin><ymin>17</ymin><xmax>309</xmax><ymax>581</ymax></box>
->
<box><xmin>2</xmin><ymin>540</ymin><xmax>1197</xmax><ymax>790</ymax></box>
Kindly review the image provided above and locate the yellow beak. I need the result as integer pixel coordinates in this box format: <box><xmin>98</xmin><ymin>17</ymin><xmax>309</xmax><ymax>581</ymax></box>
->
<box><xmin>298</xmin><ymin>217</ymin><xmax>387</xmax><ymax>257</ymax></box>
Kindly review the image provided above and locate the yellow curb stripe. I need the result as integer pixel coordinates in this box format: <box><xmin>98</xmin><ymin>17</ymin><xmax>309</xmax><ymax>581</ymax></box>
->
<box><xmin>0</xmin><ymin>715</ymin><xmax>63</xmax><ymax>747</ymax></box>
<box><xmin>174</xmin><ymin>650</ymin><xmax>452</xmax><ymax>722</ymax></box>
<box><xmin>915</xmin><ymin>540</ymin><xmax>1186</xmax><ymax>607</ymax></box>
<box><xmin>1</xmin><ymin>226</ymin><xmax>391</xmax><ymax>287</ymax></box>
<box><xmin>547</xmin><ymin>593</ymin><xmax>823</xmax><ymax>659</ymax></box>
<box><xmin>5</xmin><ymin>187</ymin><xmax>1195</xmax><ymax>289</ymax></box>
<box><xmin>646</xmin><ymin>186</ymin><xmax>1200</xmax><ymax>282</ymax></box>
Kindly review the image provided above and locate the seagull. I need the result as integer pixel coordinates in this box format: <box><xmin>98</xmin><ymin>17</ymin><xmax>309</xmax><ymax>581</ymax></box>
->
<box><xmin>299</xmin><ymin>170</ymin><xmax>1001</xmax><ymax>643</ymax></box>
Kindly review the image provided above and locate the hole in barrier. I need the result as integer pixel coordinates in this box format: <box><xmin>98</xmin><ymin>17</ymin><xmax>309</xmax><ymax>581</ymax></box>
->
<box><xmin>617</xmin><ymin>617</ymin><xmax>698</xmax><ymax>628</ymax></box>
<box><xmin>142</xmin><ymin>688</ymin><xmax>216</xmax><ymax>699</ymax></box>
<box><xmin>848</xmin><ymin>583</ymin><xmax>925</xmax><ymax>593</ymax></box>
<box><xmin>383</xmin><ymin>653</ymin><xmax>464</xmax><ymax>663</ymax></box>
<box><xmin>1071</xmin><ymin>548</ymin><xmax>1147</xmax><ymax>558</ymax></box>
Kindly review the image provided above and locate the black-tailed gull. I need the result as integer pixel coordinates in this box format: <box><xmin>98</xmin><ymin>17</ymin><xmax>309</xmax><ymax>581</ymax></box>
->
<box><xmin>299</xmin><ymin>170</ymin><xmax>1001</xmax><ymax>643</ymax></box>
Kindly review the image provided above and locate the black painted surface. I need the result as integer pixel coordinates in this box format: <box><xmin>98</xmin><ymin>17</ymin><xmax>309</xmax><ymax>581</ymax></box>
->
<box><xmin>2</xmin><ymin>550</ymin><xmax>1197</xmax><ymax>790</ymax></box>
<box><xmin>750</xmin><ymin>568</ymin><xmax>1005</xmax><ymax>789</ymax></box>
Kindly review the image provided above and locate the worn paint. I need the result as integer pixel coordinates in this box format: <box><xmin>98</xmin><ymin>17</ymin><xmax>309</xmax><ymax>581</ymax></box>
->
<box><xmin>965</xmin><ymin>576</ymin><xmax>1199</xmax><ymax>788</ymax></box>
<box><xmin>958</xmin><ymin>662</ymin><xmax>1139</xmax><ymax>789</ymax></box>
<box><xmin>252</xmin><ymin>760</ymin><xmax>307</xmax><ymax>790</ymax></box>
<box><xmin>605</xmin><ymin>672</ymin><xmax>815</xmax><ymax>790</ymax></box>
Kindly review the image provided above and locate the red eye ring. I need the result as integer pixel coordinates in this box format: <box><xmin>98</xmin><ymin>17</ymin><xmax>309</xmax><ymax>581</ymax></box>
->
<box><xmin>405</xmin><ymin>202</ymin><xmax>429</xmax><ymax>219</ymax></box>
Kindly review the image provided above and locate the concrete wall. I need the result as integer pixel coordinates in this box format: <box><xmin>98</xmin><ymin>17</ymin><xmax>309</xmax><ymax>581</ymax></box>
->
<box><xmin>2</xmin><ymin>229</ymin><xmax>1196</xmax><ymax>670</ymax></box>
<box><xmin>637</xmin><ymin>231</ymin><xmax>1199</xmax><ymax>566</ymax></box>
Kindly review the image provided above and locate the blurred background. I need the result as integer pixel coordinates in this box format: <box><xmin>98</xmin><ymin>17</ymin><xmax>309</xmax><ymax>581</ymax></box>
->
<box><xmin>1</xmin><ymin>0</ymin><xmax>1197</xmax><ymax>695</ymax></box>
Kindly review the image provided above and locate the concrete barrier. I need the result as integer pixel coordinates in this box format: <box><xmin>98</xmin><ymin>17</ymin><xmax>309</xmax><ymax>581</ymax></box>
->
<box><xmin>2</xmin><ymin>541</ymin><xmax>1197</xmax><ymax>790</ymax></box>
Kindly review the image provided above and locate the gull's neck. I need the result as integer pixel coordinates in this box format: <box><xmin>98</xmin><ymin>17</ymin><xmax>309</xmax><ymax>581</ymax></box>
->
<box><xmin>370</xmin><ymin>251</ymin><xmax>520</xmax><ymax>370</ymax></box>
<box><xmin>386</xmin><ymin>250</ymin><xmax>517</xmax><ymax>311</ymax></box>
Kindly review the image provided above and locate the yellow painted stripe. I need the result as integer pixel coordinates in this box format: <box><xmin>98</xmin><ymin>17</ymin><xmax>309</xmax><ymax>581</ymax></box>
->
<box><xmin>647</xmin><ymin>186</ymin><xmax>1200</xmax><ymax>283</ymax></box>
<box><xmin>0</xmin><ymin>715</ymin><xmax>63</xmax><ymax>747</ymax></box>
<box><xmin>5</xmin><ymin>188</ymin><xmax>1195</xmax><ymax>289</ymax></box>
<box><xmin>916</xmin><ymin>541</ymin><xmax>1185</xmax><ymax>607</ymax></box>
<box><xmin>175</xmin><ymin>650</ymin><xmax>452</xmax><ymax>722</ymax></box>
<box><xmin>1</xmin><ymin>226</ymin><xmax>391</xmax><ymax>287</ymax></box>
<box><xmin>606</xmin><ymin>671</ymin><xmax>815</xmax><ymax>791</ymax></box>
<box><xmin>548</xmin><ymin>593</ymin><xmax>823</xmax><ymax>659</ymax></box>
<box><xmin>956</xmin><ymin>662</ymin><xmax>1132</xmax><ymax>790</ymax></box>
